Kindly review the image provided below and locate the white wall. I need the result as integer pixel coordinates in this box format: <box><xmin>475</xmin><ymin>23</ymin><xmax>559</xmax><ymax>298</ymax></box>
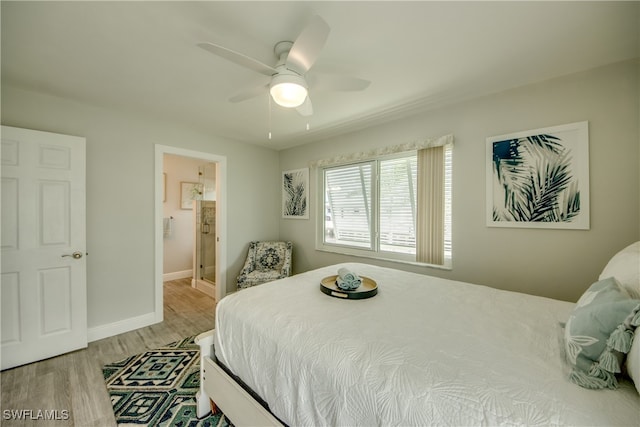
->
<box><xmin>279</xmin><ymin>60</ymin><xmax>640</xmax><ymax>302</ymax></box>
<box><xmin>1</xmin><ymin>85</ymin><xmax>280</xmax><ymax>334</ymax></box>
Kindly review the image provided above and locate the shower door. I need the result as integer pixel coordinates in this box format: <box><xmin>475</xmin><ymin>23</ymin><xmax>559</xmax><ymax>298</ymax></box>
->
<box><xmin>199</xmin><ymin>201</ymin><xmax>216</xmax><ymax>283</ymax></box>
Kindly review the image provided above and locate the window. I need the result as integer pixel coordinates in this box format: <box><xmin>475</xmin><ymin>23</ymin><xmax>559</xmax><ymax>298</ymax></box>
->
<box><xmin>319</xmin><ymin>145</ymin><xmax>452</xmax><ymax>266</ymax></box>
<box><xmin>379</xmin><ymin>156</ymin><xmax>417</xmax><ymax>254</ymax></box>
<box><xmin>324</xmin><ymin>162</ymin><xmax>373</xmax><ymax>249</ymax></box>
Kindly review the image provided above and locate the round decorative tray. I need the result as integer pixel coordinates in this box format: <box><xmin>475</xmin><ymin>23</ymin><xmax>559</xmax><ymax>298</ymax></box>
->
<box><xmin>320</xmin><ymin>275</ymin><xmax>378</xmax><ymax>299</ymax></box>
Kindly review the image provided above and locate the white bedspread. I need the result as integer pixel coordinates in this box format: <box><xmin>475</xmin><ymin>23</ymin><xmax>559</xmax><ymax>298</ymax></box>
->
<box><xmin>214</xmin><ymin>263</ymin><xmax>640</xmax><ymax>426</ymax></box>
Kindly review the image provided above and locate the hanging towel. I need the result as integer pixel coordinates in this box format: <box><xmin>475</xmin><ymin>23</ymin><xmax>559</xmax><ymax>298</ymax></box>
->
<box><xmin>336</xmin><ymin>267</ymin><xmax>362</xmax><ymax>291</ymax></box>
<box><xmin>163</xmin><ymin>217</ymin><xmax>173</xmax><ymax>238</ymax></box>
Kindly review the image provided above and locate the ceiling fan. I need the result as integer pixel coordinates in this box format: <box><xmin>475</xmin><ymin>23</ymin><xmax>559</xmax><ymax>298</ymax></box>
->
<box><xmin>198</xmin><ymin>15</ymin><xmax>370</xmax><ymax>117</ymax></box>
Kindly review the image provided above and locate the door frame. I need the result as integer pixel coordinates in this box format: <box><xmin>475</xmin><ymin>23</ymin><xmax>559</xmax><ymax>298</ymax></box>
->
<box><xmin>154</xmin><ymin>145</ymin><xmax>227</xmax><ymax>323</ymax></box>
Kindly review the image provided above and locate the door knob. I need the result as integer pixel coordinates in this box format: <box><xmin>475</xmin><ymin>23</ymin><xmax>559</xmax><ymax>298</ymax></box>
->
<box><xmin>62</xmin><ymin>251</ymin><xmax>83</xmax><ymax>259</ymax></box>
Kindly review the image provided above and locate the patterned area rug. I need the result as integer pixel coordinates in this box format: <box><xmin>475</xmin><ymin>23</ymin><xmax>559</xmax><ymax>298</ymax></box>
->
<box><xmin>103</xmin><ymin>336</ymin><xmax>232</xmax><ymax>426</ymax></box>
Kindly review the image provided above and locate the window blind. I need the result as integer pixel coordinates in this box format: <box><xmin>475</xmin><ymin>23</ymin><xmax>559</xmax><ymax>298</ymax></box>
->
<box><xmin>416</xmin><ymin>146</ymin><xmax>444</xmax><ymax>265</ymax></box>
<box><xmin>444</xmin><ymin>146</ymin><xmax>453</xmax><ymax>258</ymax></box>
<box><xmin>324</xmin><ymin>163</ymin><xmax>373</xmax><ymax>248</ymax></box>
<box><xmin>379</xmin><ymin>156</ymin><xmax>417</xmax><ymax>253</ymax></box>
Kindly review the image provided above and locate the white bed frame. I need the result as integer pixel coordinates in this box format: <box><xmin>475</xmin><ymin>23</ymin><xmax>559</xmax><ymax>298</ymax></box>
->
<box><xmin>195</xmin><ymin>330</ymin><xmax>283</xmax><ymax>426</ymax></box>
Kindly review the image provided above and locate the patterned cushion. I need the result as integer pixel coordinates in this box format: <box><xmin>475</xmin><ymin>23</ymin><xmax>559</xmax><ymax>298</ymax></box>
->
<box><xmin>255</xmin><ymin>244</ymin><xmax>285</xmax><ymax>272</ymax></box>
<box><xmin>237</xmin><ymin>241</ymin><xmax>292</xmax><ymax>289</ymax></box>
<box><xmin>564</xmin><ymin>277</ymin><xmax>640</xmax><ymax>389</ymax></box>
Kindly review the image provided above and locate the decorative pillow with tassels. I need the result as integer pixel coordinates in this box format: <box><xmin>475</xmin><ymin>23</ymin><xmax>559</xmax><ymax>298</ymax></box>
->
<box><xmin>564</xmin><ymin>277</ymin><xmax>640</xmax><ymax>389</ymax></box>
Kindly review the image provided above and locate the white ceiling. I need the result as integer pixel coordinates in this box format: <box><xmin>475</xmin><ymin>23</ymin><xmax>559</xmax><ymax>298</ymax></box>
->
<box><xmin>2</xmin><ymin>1</ymin><xmax>638</xmax><ymax>150</ymax></box>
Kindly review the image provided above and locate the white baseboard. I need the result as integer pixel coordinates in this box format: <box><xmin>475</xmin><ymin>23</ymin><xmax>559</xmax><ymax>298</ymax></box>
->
<box><xmin>88</xmin><ymin>311</ymin><xmax>159</xmax><ymax>343</ymax></box>
<box><xmin>192</xmin><ymin>278</ymin><xmax>216</xmax><ymax>299</ymax></box>
<box><xmin>163</xmin><ymin>269</ymin><xmax>192</xmax><ymax>282</ymax></box>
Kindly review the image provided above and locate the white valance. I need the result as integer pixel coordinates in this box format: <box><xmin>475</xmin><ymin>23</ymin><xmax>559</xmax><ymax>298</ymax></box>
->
<box><xmin>309</xmin><ymin>134</ymin><xmax>453</xmax><ymax>168</ymax></box>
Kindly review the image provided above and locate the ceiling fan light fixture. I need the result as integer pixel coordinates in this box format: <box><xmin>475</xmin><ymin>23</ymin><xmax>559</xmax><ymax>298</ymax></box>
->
<box><xmin>269</xmin><ymin>74</ymin><xmax>308</xmax><ymax>108</ymax></box>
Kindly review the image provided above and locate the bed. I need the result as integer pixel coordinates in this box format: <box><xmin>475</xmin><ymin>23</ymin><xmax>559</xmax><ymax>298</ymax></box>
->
<box><xmin>195</xmin><ymin>244</ymin><xmax>640</xmax><ymax>426</ymax></box>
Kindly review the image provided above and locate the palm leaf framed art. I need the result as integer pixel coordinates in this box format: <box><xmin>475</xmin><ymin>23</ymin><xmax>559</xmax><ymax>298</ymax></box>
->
<box><xmin>486</xmin><ymin>121</ymin><xmax>589</xmax><ymax>229</ymax></box>
<box><xmin>282</xmin><ymin>168</ymin><xmax>309</xmax><ymax>219</ymax></box>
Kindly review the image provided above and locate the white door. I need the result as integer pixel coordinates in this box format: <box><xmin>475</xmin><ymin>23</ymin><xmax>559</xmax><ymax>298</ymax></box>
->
<box><xmin>1</xmin><ymin>126</ymin><xmax>87</xmax><ymax>370</ymax></box>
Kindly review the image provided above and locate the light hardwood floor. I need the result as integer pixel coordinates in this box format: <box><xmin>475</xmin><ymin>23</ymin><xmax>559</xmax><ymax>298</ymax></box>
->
<box><xmin>0</xmin><ymin>278</ymin><xmax>216</xmax><ymax>426</ymax></box>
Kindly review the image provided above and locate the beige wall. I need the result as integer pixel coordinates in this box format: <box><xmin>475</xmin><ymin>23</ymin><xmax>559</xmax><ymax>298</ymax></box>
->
<box><xmin>1</xmin><ymin>85</ymin><xmax>281</xmax><ymax>331</ymax></box>
<box><xmin>279</xmin><ymin>60</ymin><xmax>640</xmax><ymax>302</ymax></box>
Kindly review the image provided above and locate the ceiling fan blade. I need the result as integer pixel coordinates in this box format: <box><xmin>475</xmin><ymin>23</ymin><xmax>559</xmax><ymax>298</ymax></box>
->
<box><xmin>229</xmin><ymin>84</ymin><xmax>269</xmax><ymax>103</ymax></box>
<box><xmin>198</xmin><ymin>42</ymin><xmax>277</xmax><ymax>77</ymax></box>
<box><xmin>296</xmin><ymin>96</ymin><xmax>313</xmax><ymax>117</ymax></box>
<box><xmin>312</xmin><ymin>74</ymin><xmax>371</xmax><ymax>92</ymax></box>
<box><xmin>286</xmin><ymin>15</ymin><xmax>330</xmax><ymax>75</ymax></box>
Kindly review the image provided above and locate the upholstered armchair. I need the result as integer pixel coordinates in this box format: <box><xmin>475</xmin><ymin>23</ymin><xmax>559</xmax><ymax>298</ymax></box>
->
<box><xmin>236</xmin><ymin>241</ymin><xmax>293</xmax><ymax>289</ymax></box>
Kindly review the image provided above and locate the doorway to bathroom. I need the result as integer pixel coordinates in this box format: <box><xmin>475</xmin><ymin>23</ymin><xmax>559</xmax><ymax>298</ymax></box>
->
<box><xmin>154</xmin><ymin>145</ymin><xmax>227</xmax><ymax>323</ymax></box>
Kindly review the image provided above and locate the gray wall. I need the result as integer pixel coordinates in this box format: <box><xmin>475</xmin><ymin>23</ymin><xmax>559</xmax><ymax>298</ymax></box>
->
<box><xmin>2</xmin><ymin>60</ymin><xmax>637</xmax><ymax>338</ymax></box>
<box><xmin>2</xmin><ymin>85</ymin><xmax>280</xmax><ymax>331</ymax></box>
<box><xmin>279</xmin><ymin>60</ymin><xmax>640</xmax><ymax>302</ymax></box>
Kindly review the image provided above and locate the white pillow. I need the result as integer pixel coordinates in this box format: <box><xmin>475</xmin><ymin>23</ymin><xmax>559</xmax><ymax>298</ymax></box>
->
<box><xmin>599</xmin><ymin>241</ymin><xmax>640</xmax><ymax>299</ymax></box>
<box><xmin>626</xmin><ymin>328</ymin><xmax>640</xmax><ymax>394</ymax></box>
